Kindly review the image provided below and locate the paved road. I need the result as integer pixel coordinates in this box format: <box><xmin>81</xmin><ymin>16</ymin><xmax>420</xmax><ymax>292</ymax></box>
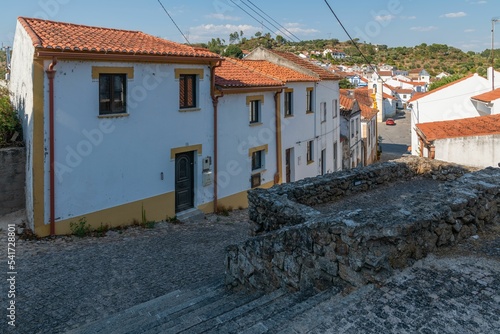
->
<box><xmin>378</xmin><ymin>110</ymin><xmax>411</xmax><ymax>160</ymax></box>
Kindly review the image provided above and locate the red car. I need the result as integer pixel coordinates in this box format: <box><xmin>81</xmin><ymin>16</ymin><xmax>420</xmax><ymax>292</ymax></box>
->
<box><xmin>385</xmin><ymin>118</ymin><xmax>396</xmax><ymax>125</ymax></box>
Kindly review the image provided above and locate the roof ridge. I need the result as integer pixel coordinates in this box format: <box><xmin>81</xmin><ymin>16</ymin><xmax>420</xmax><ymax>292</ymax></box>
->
<box><xmin>19</xmin><ymin>16</ymin><xmax>141</xmax><ymax>34</ymax></box>
<box><xmin>17</xmin><ymin>17</ymin><xmax>43</xmax><ymax>47</ymax></box>
<box><xmin>409</xmin><ymin>73</ymin><xmax>476</xmax><ymax>102</ymax></box>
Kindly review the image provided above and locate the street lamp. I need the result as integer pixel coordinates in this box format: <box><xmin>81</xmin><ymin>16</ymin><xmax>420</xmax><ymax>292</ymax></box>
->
<box><xmin>492</xmin><ymin>18</ymin><xmax>499</xmax><ymax>91</ymax></box>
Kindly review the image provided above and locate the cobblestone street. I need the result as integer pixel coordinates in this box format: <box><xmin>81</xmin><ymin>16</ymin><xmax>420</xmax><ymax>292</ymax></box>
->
<box><xmin>0</xmin><ymin>211</ymin><xmax>250</xmax><ymax>334</ymax></box>
<box><xmin>0</xmin><ymin>209</ymin><xmax>499</xmax><ymax>333</ymax></box>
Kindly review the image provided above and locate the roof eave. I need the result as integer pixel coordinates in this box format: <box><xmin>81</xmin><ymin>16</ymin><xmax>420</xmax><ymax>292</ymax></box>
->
<box><xmin>36</xmin><ymin>50</ymin><xmax>223</xmax><ymax>64</ymax></box>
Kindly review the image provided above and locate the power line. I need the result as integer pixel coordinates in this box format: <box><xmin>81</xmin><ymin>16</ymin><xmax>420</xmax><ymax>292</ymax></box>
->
<box><xmin>157</xmin><ymin>0</ymin><xmax>191</xmax><ymax>45</ymax></box>
<box><xmin>322</xmin><ymin>0</ymin><xmax>383</xmax><ymax>83</ymax></box>
<box><xmin>228</xmin><ymin>0</ymin><xmax>280</xmax><ymax>38</ymax></box>
<box><xmin>243</xmin><ymin>0</ymin><xmax>302</xmax><ymax>42</ymax></box>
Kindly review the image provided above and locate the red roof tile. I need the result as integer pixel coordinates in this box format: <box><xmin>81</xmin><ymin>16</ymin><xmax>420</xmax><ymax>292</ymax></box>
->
<box><xmin>215</xmin><ymin>58</ymin><xmax>283</xmax><ymax>88</ymax></box>
<box><xmin>416</xmin><ymin>114</ymin><xmax>500</xmax><ymax>141</ymax></box>
<box><xmin>18</xmin><ymin>17</ymin><xmax>219</xmax><ymax>58</ymax></box>
<box><xmin>408</xmin><ymin>74</ymin><xmax>475</xmax><ymax>102</ymax></box>
<box><xmin>339</xmin><ymin>94</ymin><xmax>355</xmax><ymax>111</ymax></box>
<box><xmin>470</xmin><ymin>88</ymin><xmax>500</xmax><ymax>103</ymax></box>
<box><xmin>266</xmin><ymin>49</ymin><xmax>341</xmax><ymax>80</ymax></box>
<box><xmin>359</xmin><ymin>104</ymin><xmax>378</xmax><ymax>119</ymax></box>
<box><xmin>378</xmin><ymin>70</ymin><xmax>392</xmax><ymax>77</ymax></box>
<box><xmin>236</xmin><ymin>60</ymin><xmax>319</xmax><ymax>83</ymax></box>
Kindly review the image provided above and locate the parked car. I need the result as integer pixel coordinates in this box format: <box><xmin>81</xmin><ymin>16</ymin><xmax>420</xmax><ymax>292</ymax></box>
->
<box><xmin>385</xmin><ymin>118</ymin><xmax>396</xmax><ymax>126</ymax></box>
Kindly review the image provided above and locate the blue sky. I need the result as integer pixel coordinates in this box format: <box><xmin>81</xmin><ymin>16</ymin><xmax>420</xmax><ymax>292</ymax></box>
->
<box><xmin>1</xmin><ymin>0</ymin><xmax>499</xmax><ymax>52</ymax></box>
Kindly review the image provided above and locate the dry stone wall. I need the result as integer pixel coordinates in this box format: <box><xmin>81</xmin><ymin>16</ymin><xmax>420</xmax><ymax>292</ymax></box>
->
<box><xmin>0</xmin><ymin>147</ymin><xmax>25</xmax><ymax>215</ymax></box>
<box><xmin>226</xmin><ymin>157</ymin><xmax>498</xmax><ymax>292</ymax></box>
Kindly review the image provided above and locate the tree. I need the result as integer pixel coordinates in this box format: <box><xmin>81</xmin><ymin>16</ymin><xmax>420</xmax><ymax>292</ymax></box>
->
<box><xmin>255</xmin><ymin>31</ymin><xmax>262</xmax><ymax>38</ymax></box>
<box><xmin>224</xmin><ymin>44</ymin><xmax>243</xmax><ymax>59</ymax></box>
<box><xmin>428</xmin><ymin>74</ymin><xmax>465</xmax><ymax>91</ymax></box>
<box><xmin>229</xmin><ymin>31</ymin><xmax>240</xmax><ymax>44</ymax></box>
<box><xmin>276</xmin><ymin>35</ymin><xmax>286</xmax><ymax>45</ymax></box>
<box><xmin>339</xmin><ymin>78</ymin><xmax>354</xmax><ymax>89</ymax></box>
<box><xmin>207</xmin><ymin>38</ymin><xmax>225</xmax><ymax>54</ymax></box>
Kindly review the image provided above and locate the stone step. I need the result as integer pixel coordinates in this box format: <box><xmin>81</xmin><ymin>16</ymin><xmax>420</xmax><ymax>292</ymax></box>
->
<box><xmin>213</xmin><ymin>286</ymin><xmax>342</xmax><ymax>334</ymax></box>
<box><xmin>73</xmin><ymin>282</ymin><xmax>355</xmax><ymax>334</ymax></box>
<box><xmin>175</xmin><ymin>208</ymin><xmax>205</xmax><ymax>223</ymax></box>
<box><xmin>275</xmin><ymin>284</ymin><xmax>375</xmax><ymax>334</ymax></box>
<box><xmin>71</xmin><ymin>281</ymin><xmax>222</xmax><ymax>334</ymax></box>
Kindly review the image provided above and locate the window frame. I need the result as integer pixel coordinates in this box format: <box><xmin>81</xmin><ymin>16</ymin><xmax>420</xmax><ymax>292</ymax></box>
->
<box><xmin>249</xmin><ymin>99</ymin><xmax>260</xmax><ymax>124</ymax></box>
<box><xmin>307</xmin><ymin>140</ymin><xmax>314</xmax><ymax>163</ymax></box>
<box><xmin>179</xmin><ymin>74</ymin><xmax>197</xmax><ymax>109</ymax></box>
<box><xmin>284</xmin><ymin>90</ymin><xmax>293</xmax><ymax>117</ymax></box>
<box><xmin>333</xmin><ymin>99</ymin><xmax>338</xmax><ymax>118</ymax></box>
<box><xmin>306</xmin><ymin>88</ymin><xmax>314</xmax><ymax>113</ymax></box>
<box><xmin>99</xmin><ymin>73</ymin><xmax>127</xmax><ymax>115</ymax></box>
<box><xmin>320</xmin><ymin>101</ymin><xmax>327</xmax><ymax>123</ymax></box>
<box><xmin>251</xmin><ymin>150</ymin><xmax>264</xmax><ymax>171</ymax></box>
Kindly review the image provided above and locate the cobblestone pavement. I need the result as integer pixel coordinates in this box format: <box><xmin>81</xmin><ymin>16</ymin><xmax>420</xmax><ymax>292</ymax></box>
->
<box><xmin>0</xmin><ymin>209</ymin><xmax>499</xmax><ymax>334</ymax></box>
<box><xmin>0</xmin><ymin>210</ymin><xmax>250</xmax><ymax>334</ymax></box>
<box><xmin>297</xmin><ymin>224</ymin><xmax>500</xmax><ymax>333</ymax></box>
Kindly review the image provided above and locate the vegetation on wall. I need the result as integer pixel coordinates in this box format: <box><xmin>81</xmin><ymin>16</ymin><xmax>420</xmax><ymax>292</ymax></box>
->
<box><xmin>0</xmin><ymin>87</ymin><xmax>23</xmax><ymax>148</ymax></box>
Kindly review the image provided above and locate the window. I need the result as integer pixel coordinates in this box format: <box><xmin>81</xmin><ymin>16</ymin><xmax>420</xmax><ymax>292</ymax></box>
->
<box><xmin>333</xmin><ymin>99</ymin><xmax>338</xmax><ymax>118</ymax></box>
<box><xmin>99</xmin><ymin>74</ymin><xmax>126</xmax><ymax>115</ymax></box>
<box><xmin>249</xmin><ymin>100</ymin><xmax>260</xmax><ymax>124</ymax></box>
<box><xmin>333</xmin><ymin>142</ymin><xmax>338</xmax><ymax>171</ymax></box>
<box><xmin>351</xmin><ymin>119</ymin><xmax>355</xmax><ymax>138</ymax></box>
<box><xmin>320</xmin><ymin>102</ymin><xmax>327</xmax><ymax>123</ymax></box>
<box><xmin>179</xmin><ymin>74</ymin><xmax>197</xmax><ymax>109</ymax></box>
<box><xmin>251</xmin><ymin>173</ymin><xmax>261</xmax><ymax>188</ymax></box>
<box><xmin>307</xmin><ymin>140</ymin><xmax>314</xmax><ymax>163</ymax></box>
<box><xmin>252</xmin><ymin>150</ymin><xmax>264</xmax><ymax>171</ymax></box>
<box><xmin>284</xmin><ymin>90</ymin><xmax>293</xmax><ymax>116</ymax></box>
<box><xmin>306</xmin><ymin>88</ymin><xmax>314</xmax><ymax>113</ymax></box>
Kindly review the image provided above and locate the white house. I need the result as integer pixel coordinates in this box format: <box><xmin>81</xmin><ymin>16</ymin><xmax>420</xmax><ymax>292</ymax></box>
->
<box><xmin>339</xmin><ymin>92</ymin><xmax>363</xmax><ymax>169</ymax></box>
<box><xmin>408</xmin><ymin>73</ymin><xmax>496</xmax><ymax>156</ymax></box>
<box><xmin>470</xmin><ymin>88</ymin><xmax>500</xmax><ymax>116</ymax></box>
<box><xmin>245</xmin><ymin>47</ymin><xmax>343</xmax><ymax>177</ymax></box>
<box><xmin>9</xmin><ymin>17</ymin><xmax>223</xmax><ymax>236</ymax></box>
<box><xmin>415</xmin><ymin>114</ymin><xmax>500</xmax><ymax>168</ymax></box>
<box><xmin>214</xmin><ymin>58</ymin><xmax>284</xmax><ymax>209</ymax></box>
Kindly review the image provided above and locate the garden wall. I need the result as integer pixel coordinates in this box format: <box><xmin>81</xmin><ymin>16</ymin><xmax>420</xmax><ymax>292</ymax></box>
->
<box><xmin>0</xmin><ymin>147</ymin><xmax>25</xmax><ymax>215</ymax></box>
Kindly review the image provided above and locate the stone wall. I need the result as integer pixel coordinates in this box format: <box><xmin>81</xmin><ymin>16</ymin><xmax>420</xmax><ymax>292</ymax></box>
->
<box><xmin>0</xmin><ymin>147</ymin><xmax>25</xmax><ymax>215</ymax></box>
<box><xmin>226</xmin><ymin>157</ymin><xmax>498</xmax><ymax>292</ymax></box>
<box><xmin>248</xmin><ymin>156</ymin><xmax>476</xmax><ymax>235</ymax></box>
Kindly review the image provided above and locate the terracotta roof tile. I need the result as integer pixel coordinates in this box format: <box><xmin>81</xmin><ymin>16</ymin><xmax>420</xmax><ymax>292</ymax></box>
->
<box><xmin>470</xmin><ymin>88</ymin><xmax>500</xmax><ymax>103</ymax></box>
<box><xmin>236</xmin><ymin>60</ymin><xmax>319</xmax><ymax>83</ymax></box>
<box><xmin>416</xmin><ymin>114</ymin><xmax>500</xmax><ymax>141</ymax></box>
<box><xmin>408</xmin><ymin>74</ymin><xmax>475</xmax><ymax>102</ymax></box>
<box><xmin>339</xmin><ymin>94</ymin><xmax>355</xmax><ymax>111</ymax></box>
<box><xmin>359</xmin><ymin>104</ymin><xmax>378</xmax><ymax>119</ymax></box>
<box><xmin>378</xmin><ymin>70</ymin><xmax>393</xmax><ymax>77</ymax></box>
<box><xmin>267</xmin><ymin>49</ymin><xmax>341</xmax><ymax>80</ymax></box>
<box><xmin>215</xmin><ymin>58</ymin><xmax>283</xmax><ymax>88</ymax></box>
<box><xmin>18</xmin><ymin>17</ymin><xmax>220</xmax><ymax>58</ymax></box>
<box><xmin>353</xmin><ymin>88</ymin><xmax>374</xmax><ymax>107</ymax></box>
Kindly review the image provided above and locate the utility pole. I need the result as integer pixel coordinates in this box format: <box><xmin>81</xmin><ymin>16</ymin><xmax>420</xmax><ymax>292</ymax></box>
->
<box><xmin>492</xmin><ymin>18</ymin><xmax>499</xmax><ymax>91</ymax></box>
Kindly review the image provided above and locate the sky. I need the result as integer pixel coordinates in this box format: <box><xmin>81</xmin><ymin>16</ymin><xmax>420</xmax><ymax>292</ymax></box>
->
<box><xmin>1</xmin><ymin>0</ymin><xmax>499</xmax><ymax>53</ymax></box>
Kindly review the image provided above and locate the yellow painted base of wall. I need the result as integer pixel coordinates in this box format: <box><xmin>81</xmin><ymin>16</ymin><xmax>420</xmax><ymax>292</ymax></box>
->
<box><xmin>36</xmin><ymin>192</ymin><xmax>176</xmax><ymax>237</ymax></box>
<box><xmin>216</xmin><ymin>180</ymin><xmax>275</xmax><ymax>210</ymax></box>
<box><xmin>35</xmin><ymin>181</ymin><xmax>275</xmax><ymax>237</ymax></box>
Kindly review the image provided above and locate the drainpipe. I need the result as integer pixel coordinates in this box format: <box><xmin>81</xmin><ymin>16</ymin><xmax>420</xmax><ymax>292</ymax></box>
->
<box><xmin>46</xmin><ymin>57</ymin><xmax>57</xmax><ymax>235</ymax></box>
<box><xmin>210</xmin><ymin>60</ymin><xmax>223</xmax><ymax>212</ymax></box>
<box><xmin>274</xmin><ymin>90</ymin><xmax>283</xmax><ymax>184</ymax></box>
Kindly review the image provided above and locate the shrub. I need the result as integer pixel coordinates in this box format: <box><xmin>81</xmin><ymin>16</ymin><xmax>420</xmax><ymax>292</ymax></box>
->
<box><xmin>0</xmin><ymin>87</ymin><xmax>22</xmax><ymax>147</ymax></box>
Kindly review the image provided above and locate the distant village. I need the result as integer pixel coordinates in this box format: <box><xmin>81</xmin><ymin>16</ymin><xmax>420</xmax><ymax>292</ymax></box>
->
<box><xmin>1</xmin><ymin>17</ymin><xmax>499</xmax><ymax>236</ymax></box>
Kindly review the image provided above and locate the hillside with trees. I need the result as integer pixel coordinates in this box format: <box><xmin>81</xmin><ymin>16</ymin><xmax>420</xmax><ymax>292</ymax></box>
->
<box><xmin>194</xmin><ymin>32</ymin><xmax>500</xmax><ymax>78</ymax></box>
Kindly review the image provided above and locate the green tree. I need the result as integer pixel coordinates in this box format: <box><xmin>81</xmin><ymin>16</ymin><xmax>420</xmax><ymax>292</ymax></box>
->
<box><xmin>0</xmin><ymin>87</ymin><xmax>22</xmax><ymax>147</ymax></box>
<box><xmin>428</xmin><ymin>74</ymin><xmax>465</xmax><ymax>91</ymax></box>
<box><xmin>223</xmin><ymin>44</ymin><xmax>243</xmax><ymax>59</ymax></box>
<box><xmin>339</xmin><ymin>78</ymin><xmax>354</xmax><ymax>89</ymax></box>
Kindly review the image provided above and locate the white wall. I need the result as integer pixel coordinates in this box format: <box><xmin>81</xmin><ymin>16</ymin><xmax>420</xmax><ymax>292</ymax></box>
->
<box><xmin>9</xmin><ymin>21</ymin><xmax>36</xmax><ymax>228</ymax></box>
<box><xmin>434</xmin><ymin>135</ymin><xmax>500</xmax><ymax>168</ymax></box>
<box><xmin>280</xmin><ymin>82</ymin><xmax>318</xmax><ymax>181</ymax></box>
<box><xmin>315</xmin><ymin>80</ymin><xmax>341</xmax><ymax>174</ymax></box>
<box><xmin>410</xmin><ymin>74</ymin><xmax>490</xmax><ymax>155</ymax></box>
<box><xmin>49</xmin><ymin>60</ymin><xmax>214</xmax><ymax>221</ymax></box>
<box><xmin>217</xmin><ymin>91</ymin><xmax>277</xmax><ymax>199</ymax></box>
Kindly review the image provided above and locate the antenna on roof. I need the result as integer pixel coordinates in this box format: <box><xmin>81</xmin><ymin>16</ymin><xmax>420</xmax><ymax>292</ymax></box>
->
<box><xmin>157</xmin><ymin>0</ymin><xmax>191</xmax><ymax>45</ymax></box>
